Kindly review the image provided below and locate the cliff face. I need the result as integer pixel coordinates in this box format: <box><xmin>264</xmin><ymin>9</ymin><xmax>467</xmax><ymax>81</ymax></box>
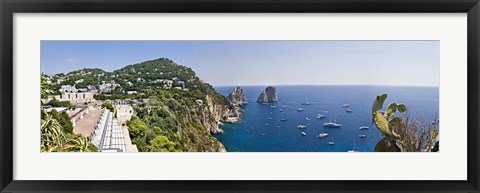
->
<box><xmin>203</xmin><ymin>95</ymin><xmax>228</xmax><ymax>134</ymax></box>
<box><xmin>257</xmin><ymin>86</ymin><xmax>278</xmax><ymax>103</ymax></box>
<box><xmin>175</xmin><ymin>93</ymin><xmax>245</xmax><ymax>152</ymax></box>
<box><xmin>225</xmin><ymin>86</ymin><xmax>247</xmax><ymax>123</ymax></box>
<box><xmin>227</xmin><ymin>86</ymin><xmax>248</xmax><ymax>106</ymax></box>
<box><xmin>174</xmin><ymin>95</ymin><xmax>230</xmax><ymax>152</ymax></box>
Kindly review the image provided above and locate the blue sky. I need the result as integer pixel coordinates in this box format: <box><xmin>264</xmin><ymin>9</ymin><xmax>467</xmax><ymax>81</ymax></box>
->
<box><xmin>41</xmin><ymin>41</ymin><xmax>439</xmax><ymax>86</ymax></box>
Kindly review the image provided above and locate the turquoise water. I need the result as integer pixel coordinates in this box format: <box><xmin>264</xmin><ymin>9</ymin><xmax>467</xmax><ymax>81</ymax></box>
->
<box><xmin>214</xmin><ymin>85</ymin><xmax>439</xmax><ymax>152</ymax></box>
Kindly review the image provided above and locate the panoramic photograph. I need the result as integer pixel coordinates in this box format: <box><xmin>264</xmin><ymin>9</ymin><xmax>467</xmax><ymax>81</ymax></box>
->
<box><xmin>40</xmin><ymin>41</ymin><xmax>439</xmax><ymax>152</ymax></box>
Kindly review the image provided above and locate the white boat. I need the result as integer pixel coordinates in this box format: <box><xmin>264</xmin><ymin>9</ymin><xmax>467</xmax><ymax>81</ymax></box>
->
<box><xmin>359</xmin><ymin>126</ymin><xmax>369</xmax><ymax>130</ymax></box>
<box><xmin>301</xmin><ymin>132</ymin><xmax>307</xmax><ymax>136</ymax></box>
<box><xmin>279</xmin><ymin>109</ymin><xmax>283</xmax><ymax>112</ymax></box>
<box><xmin>267</xmin><ymin>117</ymin><xmax>273</xmax><ymax>120</ymax></box>
<box><xmin>323</xmin><ymin>122</ymin><xmax>342</xmax><ymax>128</ymax></box>
<box><xmin>262</xmin><ymin>133</ymin><xmax>266</xmax><ymax>136</ymax></box>
<box><xmin>328</xmin><ymin>141</ymin><xmax>335</xmax><ymax>145</ymax></box>
<box><xmin>317</xmin><ymin>132</ymin><xmax>329</xmax><ymax>138</ymax></box>
<box><xmin>323</xmin><ymin>120</ymin><xmax>342</xmax><ymax>128</ymax></box>
<box><xmin>275</xmin><ymin>126</ymin><xmax>280</xmax><ymax>128</ymax></box>
<box><xmin>301</xmin><ymin>102</ymin><xmax>311</xmax><ymax>106</ymax></box>
<box><xmin>341</xmin><ymin>104</ymin><xmax>350</xmax><ymax>107</ymax></box>
<box><xmin>317</xmin><ymin>114</ymin><xmax>326</xmax><ymax>119</ymax></box>
<box><xmin>297</xmin><ymin>125</ymin><xmax>307</xmax><ymax>129</ymax></box>
<box><xmin>346</xmin><ymin>109</ymin><xmax>353</xmax><ymax>113</ymax></box>
<box><xmin>265</xmin><ymin>123</ymin><xmax>269</xmax><ymax>126</ymax></box>
<box><xmin>359</xmin><ymin>134</ymin><xmax>367</xmax><ymax>138</ymax></box>
<box><xmin>305</xmin><ymin>117</ymin><xmax>310</xmax><ymax>121</ymax></box>
<box><xmin>297</xmin><ymin>108</ymin><xmax>304</xmax><ymax>112</ymax></box>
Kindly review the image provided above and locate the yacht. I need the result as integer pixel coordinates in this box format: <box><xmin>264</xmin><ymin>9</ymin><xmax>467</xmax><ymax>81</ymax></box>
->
<box><xmin>267</xmin><ymin>117</ymin><xmax>273</xmax><ymax>120</ymax></box>
<box><xmin>301</xmin><ymin>102</ymin><xmax>311</xmax><ymax>106</ymax></box>
<box><xmin>279</xmin><ymin>109</ymin><xmax>283</xmax><ymax>112</ymax></box>
<box><xmin>328</xmin><ymin>141</ymin><xmax>335</xmax><ymax>145</ymax></box>
<box><xmin>301</xmin><ymin>132</ymin><xmax>307</xmax><ymax>136</ymax></box>
<box><xmin>317</xmin><ymin>114</ymin><xmax>326</xmax><ymax>119</ymax></box>
<box><xmin>359</xmin><ymin>134</ymin><xmax>367</xmax><ymax>138</ymax></box>
<box><xmin>317</xmin><ymin>132</ymin><xmax>329</xmax><ymax>138</ymax></box>
<box><xmin>275</xmin><ymin>126</ymin><xmax>280</xmax><ymax>128</ymax></box>
<box><xmin>265</xmin><ymin>123</ymin><xmax>269</xmax><ymax>126</ymax></box>
<box><xmin>346</xmin><ymin>109</ymin><xmax>353</xmax><ymax>113</ymax></box>
<box><xmin>341</xmin><ymin>100</ymin><xmax>350</xmax><ymax>107</ymax></box>
<box><xmin>323</xmin><ymin>122</ymin><xmax>342</xmax><ymax>128</ymax></box>
<box><xmin>297</xmin><ymin>125</ymin><xmax>307</xmax><ymax>129</ymax></box>
<box><xmin>323</xmin><ymin>119</ymin><xmax>342</xmax><ymax>128</ymax></box>
<box><xmin>297</xmin><ymin>108</ymin><xmax>304</xmax><ymax>112</ymax></box>
<box><xmin>305</xmin><ymin>117</ymin><xmax>310</xmax><ymax>121</ymax></box>
<box><xmin>359</xmin><ymin>126</ymin><xmax>369</xmax><ymax>130</ymax></box>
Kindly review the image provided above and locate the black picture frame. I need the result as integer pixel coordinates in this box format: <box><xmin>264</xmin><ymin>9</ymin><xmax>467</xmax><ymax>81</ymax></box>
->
<box><xmin>1</xmin><ymin>0</ymin><xmax>479</xmax><ymax>192</ymax></box>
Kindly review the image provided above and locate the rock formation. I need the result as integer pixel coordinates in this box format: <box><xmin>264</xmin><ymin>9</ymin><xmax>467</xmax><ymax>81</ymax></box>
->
<box><xmin>227</xmin><ymin>86</ymin><xmax>248</xmax><ymax>106</ymax></box>
<box><xmin>257</xmin><ymin>86</ymin><xmax>278</xmax><ymax>103</ymax></box>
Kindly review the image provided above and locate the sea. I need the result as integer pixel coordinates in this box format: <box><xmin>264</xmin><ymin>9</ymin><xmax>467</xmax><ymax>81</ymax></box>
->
<box><xmin>213</xmin><ymin>85</ymin><xmax>439</xmax><ymax>152</ymax></box>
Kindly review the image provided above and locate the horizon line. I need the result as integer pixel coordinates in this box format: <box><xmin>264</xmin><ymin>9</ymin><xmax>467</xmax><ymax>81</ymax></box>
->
<box><xmin>212</xmin><ymin>84</ymin><xmax>440</xmax><ymax>88</ymax></box>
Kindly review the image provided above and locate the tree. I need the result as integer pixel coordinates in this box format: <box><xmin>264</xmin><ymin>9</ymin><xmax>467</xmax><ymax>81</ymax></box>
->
<box><xmin>126</xmin><ymin>116</ymin><xmax>149</xmax><ymax>139</ymax></box>
<box><xmin>41</xmin><ymin>112</ymin><xmax>98</xmax><ymax>152</ymax></box>
<box><xmin>64</xmin><ymin>135</ymin><xmax>98</xmax><ymax>152</ymax></box>
<box><xmin>46</xmin><ymin>98</ymin><xmax>74</xmax><ymax>108</ymax></box>
<box><xmin>41</xmin><ymin>114</ymin><xmax>66</xmax><ymax>152</ymax></box>
<box><xmin>58</xmin><ymin>111</ymin><xmax>74</xmax><ymax>134</ymax></box>
<box><xmin>101</xmin><ymin>102</ymin><xmax>114</xmax><ymax>112</ymax></box>
<box><xmin>148</xmin><ymin>135</ymin><xmax>181</xmax><ymax>152</ymax></box>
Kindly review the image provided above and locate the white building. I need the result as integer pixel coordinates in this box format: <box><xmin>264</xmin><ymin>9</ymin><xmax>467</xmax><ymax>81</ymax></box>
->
<box><xmin>164</xmin><ymin>80</ymin><xmax>173</xmax><ymax>89</ymax></box>
<box><xmin>60</xmin><ymin>85</ymin><xmax>76</xmax><ymax>93</ymax></box>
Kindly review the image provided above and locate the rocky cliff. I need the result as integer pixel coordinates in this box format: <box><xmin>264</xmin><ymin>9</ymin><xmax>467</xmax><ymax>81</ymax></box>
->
<box><xmin>174</xmin><ymin>94</ymin><xmax>233</xmax><ymax>152</ymax></box>
<box><xmin>227</xmin><ymin>86</ymin><xmax>248</xmax><ymax>106</ymax></box>
<box><xmin>257</xmin><ymin>86</ymin><xmax>278</xmax><ymax>103</ymax></box>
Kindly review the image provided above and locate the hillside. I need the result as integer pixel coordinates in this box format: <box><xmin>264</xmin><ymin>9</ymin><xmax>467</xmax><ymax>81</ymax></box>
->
<box><xmin>44</xmin><ymin>58</ymin><xmax>239</xmax><ymax>152</ymax></box>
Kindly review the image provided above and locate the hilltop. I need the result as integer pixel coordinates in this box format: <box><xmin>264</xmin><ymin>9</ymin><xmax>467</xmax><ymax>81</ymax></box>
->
<box><xmin>42</xmin><ymin>58</ymin><xmax>240</xmax><ymax>152</ymax></box>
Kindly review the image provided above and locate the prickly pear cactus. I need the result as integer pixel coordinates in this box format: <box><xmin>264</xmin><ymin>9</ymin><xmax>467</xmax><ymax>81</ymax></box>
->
<box><xmin>371</xmin><ymin>94</ymin><xmax>407</xmax><ymax>152</ymax></box>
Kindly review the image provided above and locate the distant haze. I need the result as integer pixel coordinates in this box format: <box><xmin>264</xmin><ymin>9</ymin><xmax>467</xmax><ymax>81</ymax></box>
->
<box><xmin>41</xmin><ymin>41</ymin><xmax>439</xmax><ymax>87</ymax></box>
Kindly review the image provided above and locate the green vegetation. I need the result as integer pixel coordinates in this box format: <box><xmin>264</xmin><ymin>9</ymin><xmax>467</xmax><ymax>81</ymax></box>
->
<box><xmin>371</xmin><ymin>94</ymin><xmax>439</xmax><ymax>152</ymax></box>
<box><xmin>61</xmin><ymin>68</ymin><xmax>107</xmax><ymax>89</ymax></box>
<box><xmin>117</xmin><ymin>59</ymin><xmax>231</xmax><ymax>152</ymax></box>
<box><xmin>101</xmin><ymin>102</ymin><xmax>114</xmax><ymax>112</ymax></box>
<box><xmin>41</xmin><ymin>111</ymin><xmax>97</xmax><ymax>152</ymax></box>
<box><xmin>45</xmin><ymin>98</ymin><xmax>75</xmax><ymax>108</ymax></box>
<box><xmin>41</xmin><ymin>75</ymin><xmax>60</xmax><ymax>99</ymax></box>
<box><xmin>41</xmin><ymin>109</ymin><xmax>74</xmax><ymax>134</ymax></box>
<box><xmin>42</xmin><ymin>58</ymin><xmax>232</xmax><ymax>152</ymax></box>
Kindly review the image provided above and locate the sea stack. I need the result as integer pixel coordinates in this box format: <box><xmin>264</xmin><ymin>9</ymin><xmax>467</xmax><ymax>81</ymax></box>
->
<box><xmin>257</xmin><ymin>86</ymin><xmax>278</xmax><ymax>103</ymax></box>
<box><xmin>227</xmin><ymin>86</ymin><xmax>248</xmax><ymax>106</ymax></box>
